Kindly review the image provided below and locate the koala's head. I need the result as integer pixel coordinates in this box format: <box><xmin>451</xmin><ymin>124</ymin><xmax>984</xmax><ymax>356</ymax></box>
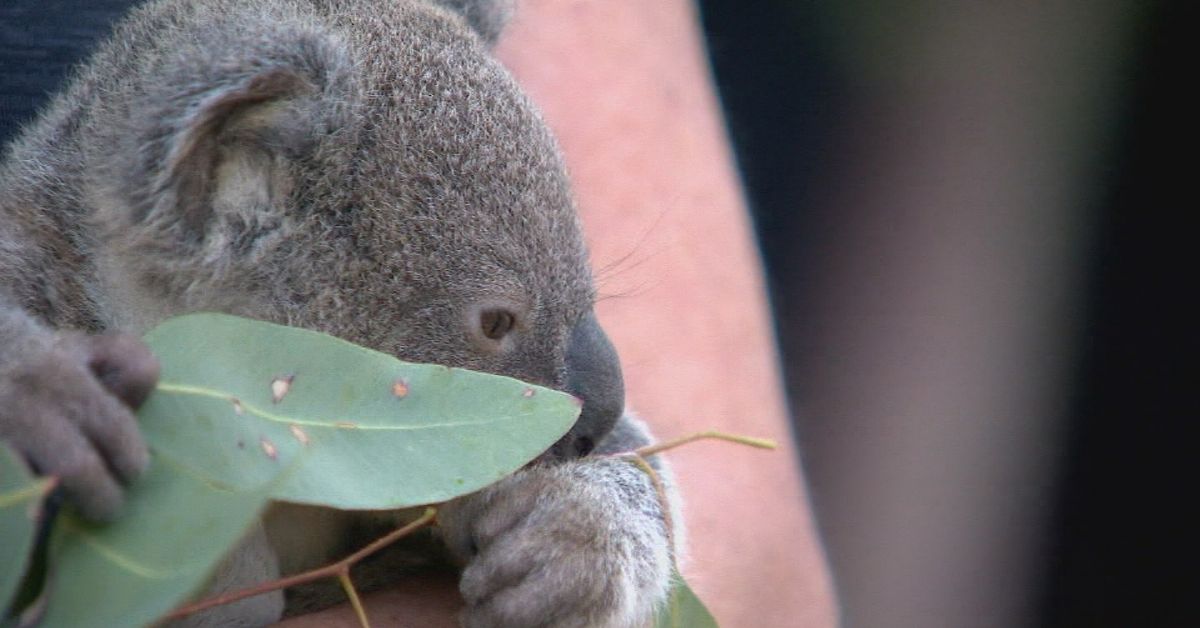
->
<box><xmin>88</xmin><ymin>0</ymin><xmax>620</xmax><ymax>458</ymax></box>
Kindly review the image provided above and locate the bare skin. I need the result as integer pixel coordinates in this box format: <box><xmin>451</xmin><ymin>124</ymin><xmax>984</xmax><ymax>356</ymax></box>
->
<box><xmin>279</xmin><ymin>2</ymin><xmax>836</xmax><ymax>626</ymax></box>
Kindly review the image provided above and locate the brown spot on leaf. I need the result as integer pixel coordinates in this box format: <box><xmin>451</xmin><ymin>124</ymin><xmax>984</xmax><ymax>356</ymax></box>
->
<box><xmin>334</xmin><ymin>421</ymin><xmax>358</xmax><ymax>429</ymax></box>
<box><xmin>272</xmin><ymin>377</ymin><xmax>295</xmax><ymax>405</ymax></box>
<box><xmin>392</xmin><ymin>378</ymin><xmax>410</xmax><ymax>398</ymax></box>
<box><xmin>260</xmin><ymin>437</ymin><xmax>278</xmax><ymax>460</ymax></box>
<box><xmin>522</xmin><ymin>387</ymin><xmax>536</xmax><ymax>398</ymax></box>
<box><xmin>271</xmin><ymin>374</ymin><xmax>295</xmax><ymax>404</ymax></box>
<box><xmin>289</xmin><ymin>424</ymin><xmax>310</xmax><ymax>445</ymax></box>
<box><xmin>230</xmin><ymin>398</ymin><xmax>245</xmax><ymax>415</ymax></box>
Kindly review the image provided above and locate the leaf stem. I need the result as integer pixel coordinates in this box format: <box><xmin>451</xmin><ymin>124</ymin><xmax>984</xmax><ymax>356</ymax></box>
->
<box><xmin>634</xmin><ymin>430</ymin><xmax>776</xmax><ymax>458</ymax></box>
<box><xmin>158</xmin><ymin>430</ymin><xmax>766</xmax><ymax>623</ymax></box>
<box><xmin>338</xmin><ymin>569</ymin><xmax>371</xmax><ymax>628</ymax></box>
<box><xmin>160</xmin><ymin>507</ymin><xmax>438</xmax><ymax>623</ymax></box>
<box><xmin>620</xmin><ymin>455</ymin><xmax>677</xmax><ymax>570</ymax></box>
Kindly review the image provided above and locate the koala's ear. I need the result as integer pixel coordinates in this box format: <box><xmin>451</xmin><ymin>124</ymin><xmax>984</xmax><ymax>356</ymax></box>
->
<box><xmin>124</xmin><ymin>33</ymin><xmax>351</xmax><ymax>244</ymax></box>
<box><xmin>161</xmin><ymin>69</ymin><xmax>312</xmax><ymax>239</ymax></box>
<box><xmin>432</xmin><ymin>0</ymin><xmax>513</xmax><ymax>46</ymax></box>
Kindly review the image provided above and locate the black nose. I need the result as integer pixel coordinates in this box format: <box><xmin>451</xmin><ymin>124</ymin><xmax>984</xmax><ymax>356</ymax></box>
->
<box><xmin>550</xmin><ymin>312</ymin><xmax>623</xmax><ymax>460</ymax></box>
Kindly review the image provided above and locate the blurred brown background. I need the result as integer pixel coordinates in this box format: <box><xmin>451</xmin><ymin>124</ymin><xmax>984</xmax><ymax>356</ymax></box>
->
<box><xmin>698</xmin><ymin>1</ymin><xmax>1190</xmax><ymax>626</ymax></box>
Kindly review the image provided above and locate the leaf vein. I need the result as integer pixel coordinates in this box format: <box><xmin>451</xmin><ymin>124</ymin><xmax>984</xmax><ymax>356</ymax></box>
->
<box><xmin>61</xmin><ymin>518</ymin><xmax>180</xmax><ymax>580</ymax></box>
<box><xmin>0</xmin><ymin>479</ymin><xmax>53</xmax><ymax>508</ymax></box>
<box><xmin>155</xmin><ymin>382</ymin><xmax>544</xmax><ymax>429</ymax></box>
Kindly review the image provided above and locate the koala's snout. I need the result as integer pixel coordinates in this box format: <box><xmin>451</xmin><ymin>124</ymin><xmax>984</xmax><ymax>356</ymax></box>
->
<box><xmin>549</xmin><ymin>312</ymin><xmax>624</xmax><ymax>461</ymax></box>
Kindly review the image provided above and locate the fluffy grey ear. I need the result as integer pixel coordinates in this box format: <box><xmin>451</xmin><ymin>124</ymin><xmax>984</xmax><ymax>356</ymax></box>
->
<box><xmin>121</xmin><ymin>31</ymin><xmax>350</xmax><ymax>246</ymax></box>
<box><xmin>160</xmin><ymin>68</ymin><xmax>313</xmax><ymax>241</ymax></box>
<box><xmin>431</xmin><ymin>0</ymin><xmax>513</xmax><ymax>45</ymax></box>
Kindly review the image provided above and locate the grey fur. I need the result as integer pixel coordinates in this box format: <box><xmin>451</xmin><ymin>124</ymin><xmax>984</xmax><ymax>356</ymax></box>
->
<box><xmin>433</xmin><ymin>0</ymin><xmax>514</xmax><ymax>46</ymax></box>
<box><xmin>0</xmin><ymin>1</ymin><xmax>678</xmax><ymax>626</ymax></box>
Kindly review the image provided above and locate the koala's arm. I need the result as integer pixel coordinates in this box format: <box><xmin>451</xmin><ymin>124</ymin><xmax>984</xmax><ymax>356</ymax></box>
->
<box><xmin>437</xmin><ymin>412</ymin><xmax>680</xmax><ymax>628</ymax></box>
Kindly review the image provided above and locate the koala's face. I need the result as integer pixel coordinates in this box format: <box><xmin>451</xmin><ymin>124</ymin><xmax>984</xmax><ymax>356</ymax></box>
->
<box><xmin>94</xmin><ymin>5</ymin><xmax>621</xmax><ymax>458</ymax></box>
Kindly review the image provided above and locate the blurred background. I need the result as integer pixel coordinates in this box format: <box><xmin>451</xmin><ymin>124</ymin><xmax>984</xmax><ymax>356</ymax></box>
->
<box><xmin>2</xmin><ymin>1</ymin><xmax>1190</xmax><ymax>626</ymax></box>
<box><xmin>697</xmin><ymin>1</ymin><xmax>1189</xmax><ymax>626</ymax></box>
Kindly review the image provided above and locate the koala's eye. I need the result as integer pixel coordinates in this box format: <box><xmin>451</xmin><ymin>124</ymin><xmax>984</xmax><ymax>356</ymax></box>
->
<box><xmin>479</xmin><ymin>308</ymin><xmax>516</xmax><ymax>340</ymax></box>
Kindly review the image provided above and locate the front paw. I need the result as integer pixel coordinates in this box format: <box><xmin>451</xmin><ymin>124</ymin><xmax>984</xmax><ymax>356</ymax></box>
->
<box><xmin>439</xmin><ymin>458</ymin><xmax>673</xmax><ymax>628</ymax></box>
<box><xmin>0</xmin><ymin>331</ymin><xmax>158</xmax><ymax>520</ymax></box>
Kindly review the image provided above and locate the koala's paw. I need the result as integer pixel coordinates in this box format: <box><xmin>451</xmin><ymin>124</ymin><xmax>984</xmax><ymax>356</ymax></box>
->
<box><xmin>439</xmin><ymin>458</ymin><xmax>674</xmax><ymax>628</ymax></box>
<box><xmin>0</xmin><ymin>331</ymin><xmax>158</xmax><ymax>521</ymax></box>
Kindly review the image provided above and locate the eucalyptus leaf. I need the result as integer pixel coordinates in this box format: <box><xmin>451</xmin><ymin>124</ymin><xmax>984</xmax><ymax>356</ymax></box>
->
<box><xmin>140</xmin><ymin>313</ymin><xmax>581</xmax><ymax>508</ymax></box>
<box><xmin>39</xmin><ymin>454</ymin><xmax>295</xmax><ymax>628</ymax></box>
<box><xmin>0</xmin><ymin>445</ymin><xmax>52</xmax><ymax>616</ymax></box>
<box><xmin>38</xmin><ymin>316</ymin><xmax>309</xmax><ymax>628</ymax></box>
<box><xmin>27</xmin><ymin>311</ymin><xmax>582</xmax><ymax>626</ymax></box>
<box><xmin>654</xmin><ymin>571</ymin><xmax>719</xmax><ymax>628</ymax></box>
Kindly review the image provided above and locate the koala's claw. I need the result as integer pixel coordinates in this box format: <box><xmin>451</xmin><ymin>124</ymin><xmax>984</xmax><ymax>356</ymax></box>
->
<box><xmin>86</xmin><ymin>333</ymin><xmax>161</xmax><ymax>409</ymax></box>
<box><xmin>0</xmin><ymin>331</ymin><xmax>158</xmax><ymax>521</ymax></box>
<box><xmin>441</xmin><ymin>458</ymin><xmax>674</xmax><ymax>628</ymax></box>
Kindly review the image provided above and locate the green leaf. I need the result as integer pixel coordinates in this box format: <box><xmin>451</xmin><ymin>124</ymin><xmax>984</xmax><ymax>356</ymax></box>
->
<box><xmin>0</xmin><ymin>445</ymin><xmax>53</xmax><ymax>616</ymax></box>
<box><xmin>140</xmin><ymin>313</ymin><xmax>580</xmax><ymax>509</ymax></box>
<box><xmin>39</xmin><ymin>454</ymin><xmax>293</xmax><ymax>628</ymax></box>
<box><xmin>38</xmin><ymin>323</ymin><xmax>307</xmax><ymax>628</ymax></box>
<box><xmin>655</xmin><ymin>571</ymin><xmax>719</xmax><ymax>628</ymax></box>
<box><xmin>30</xmin><ymin>312</ymin><xmax>579</xmax><ymax>626</ymax></box>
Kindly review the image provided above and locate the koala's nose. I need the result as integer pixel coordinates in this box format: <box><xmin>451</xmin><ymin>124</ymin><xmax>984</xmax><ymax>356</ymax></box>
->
<box><xmin>547</xmin><ymin>312</ymin><xmax>623</xmax><ymax>460</ymax></box>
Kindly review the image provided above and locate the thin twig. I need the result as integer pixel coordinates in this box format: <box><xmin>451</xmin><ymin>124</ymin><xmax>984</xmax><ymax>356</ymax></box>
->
<box><xmin>160</xmin><ymin>507</ymin><xmax>438</xmax><ymax>623</ymax></box>
<box><xmin>619</xmin><ymin>429</ymin><xmax>775</xmax><ymax>567</ymax></box>
<box><xmin>634</xmin><ymin>430</ymin><xmax>776</xmax><ymax>458</ymax></box>
<box><xmin>161</xmin><ymin>431</ymin><xmax>769</xmax><ymax>623</ymax></box>
<box><xmin>338</xmin><ymin>569</ymin><xmax>371</xmax><ymax>628</ymax></box>
<box><xmin>620</xmin><ymin>455</ymin><xmax>677</xmax><ymax>570</ymax></box>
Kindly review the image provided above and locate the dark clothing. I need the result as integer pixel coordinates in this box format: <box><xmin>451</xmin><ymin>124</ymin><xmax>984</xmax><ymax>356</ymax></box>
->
<box><xmin>0</xmin><ymin>0</ymin><xmax>140</xmax><ymax>145</ymax></box>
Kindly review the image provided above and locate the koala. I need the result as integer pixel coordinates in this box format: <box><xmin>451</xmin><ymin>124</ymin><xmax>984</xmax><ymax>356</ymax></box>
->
<box><xmin>0</xmin><ymin>1</ymin><xmax>680</xmax><ymax>626</ymax></box>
